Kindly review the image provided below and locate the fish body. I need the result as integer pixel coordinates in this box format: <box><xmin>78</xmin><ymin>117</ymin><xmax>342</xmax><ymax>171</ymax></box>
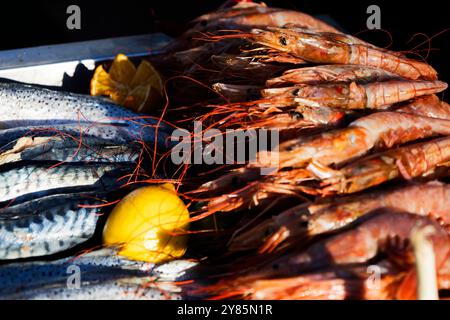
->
<box><xmin>0</xmin><ymin>136</ymin><xmax>140</xmax><ymax>165</ymax></box>
<box><xmin>0</xmin><ymin>82</ymin><xmax>174</xmax><ymax>148</ymax></box>
<box><xmin>0</xmin><ymin>125</ymin><xmax>139</xmax><ymax>150</ymax></box>
<box><xmin>0</xmin><ymin>193</ymin><xmax>104</xmax><ymax>259</ymax></box>
<box><xmin>0</xmin><ymin>82</ymin><xmax>145</xmax><ymax>127</ymax></box>
<box><xmin>12</xmin><ymin>278</ymin><xmax>182</xmax><ymax>300</ymax></box>
<box><xmin>0</xmin><ymin>249</ymin><xmax>195</xmax><ymax>299</ymax></box>
<box><xmin>0</xmin><ymin>163</ymin><xmax>130</xmax><ymax>203</ymax></box>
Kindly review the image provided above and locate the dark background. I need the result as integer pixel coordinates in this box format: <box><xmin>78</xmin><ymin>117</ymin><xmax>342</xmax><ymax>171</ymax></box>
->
<box><xmin>0</xmin><ymin>0</ymin><xmax>449</xmax><ymax>83</ymax></box>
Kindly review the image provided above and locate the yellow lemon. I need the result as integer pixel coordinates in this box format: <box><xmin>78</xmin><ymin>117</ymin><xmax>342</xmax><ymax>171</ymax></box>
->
<box><xmin>90</xmin><ymin>53</ymin><xmax>163</xmax><ymax>113</ymax></box>
<box><xmin>103</xmin><ymin>183</ymin><xmax>189</xmax><ymax>263</ymax></box>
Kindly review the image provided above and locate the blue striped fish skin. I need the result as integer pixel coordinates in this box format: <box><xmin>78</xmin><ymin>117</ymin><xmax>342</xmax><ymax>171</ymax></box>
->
<box><xmin>9</xmin><ymin>280</ymin><xmax>182</xmax><ymax>300</ymax></box>
<box><xmin>1</xmin><ymin>136</ymin><xmax>140</xmax><ymax>164</ymax></box>
<box><xmin>0</xmin><ymin>193</ymin><xmax>105</xmax><ymax>260</ymax></box>
<box><xmin>0</xmin><ymin>249</ymin><xmax>150</xmax><ymax>290</ymax></box>
<box><xmin>0</xmin><ymin>123</ymin><xmax>167</xmax><ymax>151</ymax></box>
<box><xmin>0</xmin><ymin>163</ymin><xmax>129</xmax><ymax>203</ymax></box>
<box><xmin>0</xmin><ymin>125</ymin><xmax>132</xmax><ymax>151</ymax></box>
<box><xmin>0</xmin><ymin>249</ymin><xmax>193</xmax><ymax>300</ymax></box>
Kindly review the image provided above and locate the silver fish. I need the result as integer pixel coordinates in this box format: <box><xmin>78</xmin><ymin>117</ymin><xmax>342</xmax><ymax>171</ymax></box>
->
<box><xmin>0</xmin><ymin>136</ymin><xmax>140</xmax><ymax>165</ymax></box>
<box><xmin>0</xmin><ymin>249</ymin><xmax>196</xmax><ymax>299</ymax></box>
<box><xmin>0</xmin><ymin>193</ymin><xmax>105</xmax><ymax>260</ymax></box>
<box><xmin>0</xmin><ymin>82</ymin><xmax>147</xmax><ymax>127</ymax></box>
<box><xmin>0</xmin><ymin>124</ymin><xmax>136</xmax><ymax>149</ymax></box>
<box><xmin>13</xmin><ymin>278</ymin><xmax>182</xmax><ymax>300</ymax></box>
<box><xmin>0</xmin><ymin>82</ymin><xmax>174</xmax><ymax>148</ymax></box>
<box><xmin>0</xmin><ymin>163</ymin><xmax>129</xmax><ymax>202</ymax></box>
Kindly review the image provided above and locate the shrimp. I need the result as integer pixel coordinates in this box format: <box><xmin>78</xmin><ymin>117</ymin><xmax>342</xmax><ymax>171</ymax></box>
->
<box><xmin>237</xmin><ymin>272</ymin><xmax>403</xmax><ymax>300</ymax></box>
<box><xmin>200</xmin><ymin>263</ymin><xmax>450</xmax><ymax>300</ymax></box>
<box><xmin>218</xmin><ymin>104</ymin><xmax>347</xmax><ymax>130</ymax></box>
<box><xmin>263</xmin><ymin>210</ymin><xmax>450</xmax><ymax>276</ymax></box>
<box><xmin>269</xmin><ymin>111</ymin><xmax>450</xmax><ymax>170</ymax></box>
<box><xmin>168</xmin><ymin>2</ymin><xmax>340</xmax><ymax>54</ymax></box>
<box><xmin>309</xmin><ymin>181</ymin><xmax>450</xmax><ymax>235</ymax></box>
<box><xmin>281</xmin><ymin>24</ymin><xmax>398</xmax><ymax>53</ymax></box>
<box><xmin>215</xmin><ymin>79</ymin><xmax>446</xmax><ymax>112</ymax></box>
<box><xmin>207</xmin><ymin>82</ymin><xmax>350</xmax><ymax>130</ymax></box>
<box><xmin>394</xmin><ymin>94</ymin><xmax>450</xmax><ymax>120</ymax></box>
<box><xmin>190</xmin><ymin>2</ymin><xmax>340</xmax><ymax>35</ymax></box>
<box><xmin>190</xmin><ymin>166</ymin><xmax>315</xmax><ymax>220</ymax></box>
<box><xmin>229</xmin><ymin>181</ymin><xmax>450</xmax><ymax>253</ymax></box>
<box><xmin>245</xmin><ymin>27</ymin><xmax>437</xmax><ymax>80</ymax></box>
<box><xmin>266</xmin><ymin>64</ymin><xmax>402</xmax><ymax>87</ymax></box>
<box><xmin>245</xmin><ymin>106</ymin><xmax>345</xmax><ymax>130</ymax></box>
<box><xmin>189</xmin><ymin>264</ymin><xmax>404</xmax><ymax>300</ymax></box>
<box><xmin>192</xmin><ymin>111</ymin><xmax>450</xmax><ymax>218</ymax></box>
<box><xmin>315</xmin><ymin>136</ymin><xmax>450</xmax><ymax>195</ymax></box>
<box><xmin>260</xmin><ymin>80</ymin><xmax>447</xmax><ymax>110</ymax></box>
<box><xmin>210</xmin><ymin>79</ymin><xmax>447</xmax><ymax>131</ymax></box>
<box><xmin>193</xmin><ymin>112</ymin><xmax>450</xmax><ymax>216</ymax></box>
<box><xmin>195</xmin><ymin>211</ymin><xmax>450</xmax><ymax>300</ymax></box>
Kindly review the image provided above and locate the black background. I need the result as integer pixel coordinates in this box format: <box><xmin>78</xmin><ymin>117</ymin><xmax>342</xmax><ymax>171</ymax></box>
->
<box><xmin>0</xmin><ymin>0</ymin><xmax>449</xmax><ymax>84</ymax></box>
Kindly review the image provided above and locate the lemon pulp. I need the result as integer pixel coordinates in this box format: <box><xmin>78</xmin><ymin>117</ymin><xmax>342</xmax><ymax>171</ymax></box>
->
<box><xmin>91</xmin><ymin>53</ymin><xmax>163</xmax><ymax>113</ymax></box>
<box><xmin>103</xmin><ymin>183</ymin><xmax>189</xmax><ymax>263</ymax></box>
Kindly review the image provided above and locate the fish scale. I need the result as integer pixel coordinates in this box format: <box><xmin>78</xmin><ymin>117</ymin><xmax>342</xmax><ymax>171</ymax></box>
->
<box><xmin>0</xmin><ymin>82</ymin><xmax>143</xmax><ymax>127</ymax></box>
<box><xmin>0</xmin><ymin>249</ymin><xmax>196</xmax><ymax>299</ymax></box>
<box><xmin>11</xmin><ymin>137</ymin><xmax>140</xmax><ymax>163</ymax></box>
<box><xmin>0</xmin><ymin>163</ymin><xmax>126</xmax><ymax>202</ymax></box>
<box><xmin>0</xmin><ymin>124</ymin><xmax>142</xmax><ymax>150</ymax></box>
<box><xmin>0</xmin><ymin>82</ymin><xmax>174</xmax><ymax>149</ymax></box>
<box><xmin>0</xmin><ymin>193</ymin><xmax>104</xmax><ymax>260</ymax></box>
<box><xmin>0</xmin><ymin>260</ymin><xmax>148</xmax><ymax>294</ymax></box>
<box><xmin>18</xmin><ymin>280</ymin><xmax>182</xmax><ymax>300</ymax></box>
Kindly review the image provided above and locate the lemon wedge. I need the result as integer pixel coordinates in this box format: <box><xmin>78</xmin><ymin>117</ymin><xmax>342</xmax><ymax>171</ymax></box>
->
<box><xmin>103</xmin><ymin>183</ymin><xmax>189</xmax><ymax>263</ymax></box>
<box><xmin>91</xmin><ymin>53</ymin><xmax>163</xmax><ymax>113</ymax></box>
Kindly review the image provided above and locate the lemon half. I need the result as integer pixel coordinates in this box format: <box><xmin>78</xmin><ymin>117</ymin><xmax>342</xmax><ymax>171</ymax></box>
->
<box><xmin>91</xmin><ymin>53</ymin><xmax>163</xmax><ymax>113</ymax></box>
<box><xmin>103</xmin><ymin>184</ymin><xmax>189</xmax><ymax>263</ymax></box>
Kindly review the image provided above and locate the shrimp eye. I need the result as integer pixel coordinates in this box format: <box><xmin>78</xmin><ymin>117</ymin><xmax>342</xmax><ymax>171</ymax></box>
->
<box><xmin>279</xmin><ymin>37</ymin><xmax>287</xmax><ymax>46</ymax></box>
<box><xmin>200</xmin><ymin>20</ymin><xmax>208</xmax><ymax>27</ymax></box>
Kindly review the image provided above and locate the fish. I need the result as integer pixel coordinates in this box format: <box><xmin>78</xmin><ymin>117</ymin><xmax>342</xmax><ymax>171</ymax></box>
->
<box><xmin>12</xmin><ymin>278</ymin><xmax>182</xmax><ymax>300</ymax></box>
<box><xmin>0</xmin><ymin>163</ymin><xmax>131</xmax><ymax>203</ymax></box>
<box><xmin>0</xmin><ymin>136</ymin><xmax>140</xmax><ymax>165</ymax></box>
<box><xmin>0</xmin><ymin>249</ymin><xmax>197</xmax><ymax>299</ymax></box>
<box><xmin>0</xmin><ymin>192</ymin><xmax>105</xmax><ymax>260</ymax></box>
<box><xmin>0</xmin><ymin>124</ymin><xmax>141</xmax><ymax>151</ymax></box>
<box><xmin>0</xmin><ymin>82</ymin><xmax>150</xmax><ymax>127</ymax></box>
<box><xmin>0</xmin><ymin>82</ymin><xmax>174</xmax><ymax>148</ymax></box>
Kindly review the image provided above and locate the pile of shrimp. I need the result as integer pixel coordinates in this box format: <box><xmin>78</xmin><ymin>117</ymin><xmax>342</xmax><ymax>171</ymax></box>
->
<box><xmin>160</xmin><ymin>1</ymin><xmax>450</xmax><ymax>300</ymax></box>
